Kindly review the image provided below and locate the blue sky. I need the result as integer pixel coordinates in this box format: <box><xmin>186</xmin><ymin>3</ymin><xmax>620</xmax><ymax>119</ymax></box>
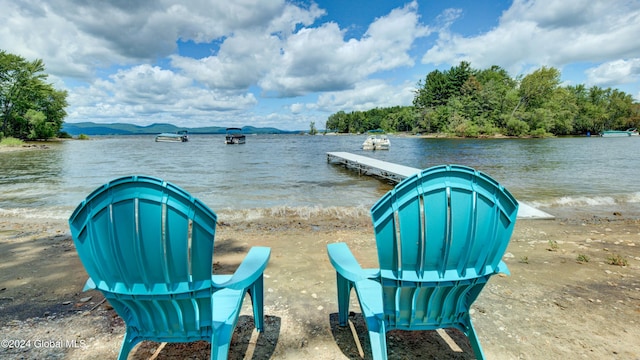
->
<box><xmin>2</xmin><ymin>0</ymin><xmax>639</xmax><ymax>130</ymax></box>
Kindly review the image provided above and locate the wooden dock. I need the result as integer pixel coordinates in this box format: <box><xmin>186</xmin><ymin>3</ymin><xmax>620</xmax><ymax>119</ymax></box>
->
<box><xmin>327</xmin><ymin>151</ymin><xmax>554</xmax><ymax>219</ymax></box>
<box><xmin>326</xmin><ymin>151</ymin><xmax>417</xmax><ymax>183</ymax></box>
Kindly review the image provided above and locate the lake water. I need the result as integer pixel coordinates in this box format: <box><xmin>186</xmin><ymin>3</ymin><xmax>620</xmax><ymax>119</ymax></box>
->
<box><xmin>1</xmin><ymin>134</ymin><xmax>639</xmax><ymax>220</ymax></box>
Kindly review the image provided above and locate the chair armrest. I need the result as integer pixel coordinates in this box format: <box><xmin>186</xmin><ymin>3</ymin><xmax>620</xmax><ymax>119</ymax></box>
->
<box><xmin>353</xmin><ymin>278</ymin><xmax>385</xmax><ymax>329</ymax></box>
<box><xmin>83</xmin><ymin>277</ymin><xmax>97</xmax><ymax>292</ymax></box>
<box><xmin>327</xmin><ymin>242</ymin><xmax>377</xmax><ymax>282</ymax></box>
<box><xmin>496</xmin><ymin>260</ymin><xmax>511</xmax><ymax>276</ymax></box>
<box><xmin>214</xmin><ymin>246</ymin><xmax>271</xmax><ymax>291</ymax></box>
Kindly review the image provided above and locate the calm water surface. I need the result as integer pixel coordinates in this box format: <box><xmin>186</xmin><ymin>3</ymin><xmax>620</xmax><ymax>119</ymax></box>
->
<box><xmin>1</xmin><ymin>134</ymin><xmax>639</xmax><ymax>219</ymax></box>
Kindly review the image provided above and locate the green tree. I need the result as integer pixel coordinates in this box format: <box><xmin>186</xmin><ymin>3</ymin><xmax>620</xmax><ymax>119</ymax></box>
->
<box><xmin>587</xmin><ymin>86</ymin><xmax>611</xmax><ymax>132</ymax></box>
<box><xmin>330</xmin><ymin>63</ymin><xmax>639</xmax><ymax>137</ymax></box>
<box><xmin>605</xmin><ymin>89</ymin><xmax>634</xmax><ymax>130</ymax></box>
<box><xmin>445</xmin><ymin>61</ymin><xmax>474</xmax><ymax>100</ymax></box>
<box><xmin>25</xmin><ymin>109</ymin><xmax>56</xmax><ymax>139</ymax></box>
<box><xmin>567</xmin><ymin>84</ymin><xmax>593</xmax><ymax>133</ymax></box>
<box><xmin>326</xmin><ymin>110</ymin><xmax>347</xmax><ymax>132</ymax></box>
<box><xmin>546</xmin><ymin>87</ymin><xmax>578</xmax><ymax>135</ymax></box>
<box><xmin>309</xmin><ymin>121</ymin><xmax>317</xmax><ymax>135</ymax></box>
<box><xmin>513</xmin><ymin>66</ymin><xmax>561</xmax><ymax>115</ymax></box>
<box><xmin>476</xmin><ymin>66</ymin><xmax>518</xmax><ymax>129</ymax></box>
<box><xmin>0</xmin><ymin>50</ymin><xmax>67</xmax><ymax>139</ymax></box>
<box><xmin>414</xmin><ymin>69</ymin><xmax>448</xmax><ymax>108</ymax></box>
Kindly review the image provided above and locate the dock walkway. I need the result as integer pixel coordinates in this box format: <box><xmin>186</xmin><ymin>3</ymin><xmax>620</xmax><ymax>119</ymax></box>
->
<box><xmin>327</xmin><ymin>151</ymin><xmax>554</xmax><ymax>219</ymax></box>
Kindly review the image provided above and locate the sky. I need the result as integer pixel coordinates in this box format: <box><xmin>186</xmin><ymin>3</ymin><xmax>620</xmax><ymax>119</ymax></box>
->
<box><xmin>2</xmin><ymin>0</ymin><xmax>640</xmax><ymax>131</ymax></box>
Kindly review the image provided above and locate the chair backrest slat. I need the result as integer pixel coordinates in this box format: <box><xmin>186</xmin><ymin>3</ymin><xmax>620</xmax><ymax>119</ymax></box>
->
<box><xmin>371</xmin><ymin>165</ymin><xmax>518</xmax><ymax>329</ymax></box>
<box><xmin>372</xmin><ymin>165</ymin><xmax>518</xmax><ymax>281</ymax></box>
<box><xmin>69</xmin><ymin>175</ymin><xmax>217</xmax><ymax>293</ymax></box>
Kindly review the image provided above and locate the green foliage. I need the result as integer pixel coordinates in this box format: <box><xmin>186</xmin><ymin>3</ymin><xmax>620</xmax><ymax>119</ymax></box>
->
<box><xmin>518</xmin><ymin>67</ymin><xmax>561</xmax><ymax>111</ymax></box>
<box><xmin>327</xmin><ymin>62</ymin><xmax>638</xmax><ymax>137</ymax></box>
<box><xmin>326</xmin><ymin>106</ymin><xmax>414</xmax><ymax>134</ymax></box>
<box><xmin>529</xmin><ymin>128</ymin><xmax>550</xmax><ymax>138</ymax></box>
<box><xmin>0</xmin><ymin>136</ymin><xmax>24</xmax><ymax>147</ymax></box>
<box><xmin>57</xmin><ymin>131</ymin><xmax>72</xmax><ymax>139</ymax></box>
<box><xmin>505</xmin><ymin>118</ymin><xmax>530</xmax><ymax>137</ymax></box>
<box><xmin>309</xmin><ymin>121</ymin><xmax>317</xmax><ymax>135</ymax></box>
<box><xmin>26</xmin><ymin>109</ymin><xmax>56</xmax><ymax>139</ymax></box>
<box><xmin>448</xmin><ymin>113</ymin><xmax>479</xmax><ymax>137</ymax></box>
<box><xmin>1</xmin><ymin>50</ymin><xmax>67</xmax><ymax>140</ymax></box>
<box><xmin>78</xmin><ymin>133</ymin><xmax>90</xmax><ymax>140</ymax></box>
<box><xmin>606</xmin><ymin>254</ymin><xmax>628</xmax><ymax>267</ymax></box>
<box><xmin>547</xmin><ymin>240</ymin><xmax>559</xmax><ymax>251</ymax></box>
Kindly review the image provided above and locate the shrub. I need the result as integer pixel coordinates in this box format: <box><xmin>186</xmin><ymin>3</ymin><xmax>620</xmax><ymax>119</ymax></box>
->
<box><xmin>607</xmin><ymin>254</ymin><xmax>628</xmax><ymax>267</ymax></box>
<box><xmin>454</xmin><ymin>122</ymin><xmax>479</xmax><ymax>137</ymax></box>
<box><xmin>505</xmin><ymin>118</ymin><xmax>530</xmax><ymax>136</ymax></box>
<box><xmin>530</xmin><ymin>128</ymin><xmax>550</xmax><ymax>138</ymax></box>
<box><xmin>0</xmin><ymin>137</ymin><xmax>25</xmax><ymax>147</ymax></box>
<box><xmin>58</xmin><ymin>131</ymin><xmax>72</xmax><ymax>139</ymax></box>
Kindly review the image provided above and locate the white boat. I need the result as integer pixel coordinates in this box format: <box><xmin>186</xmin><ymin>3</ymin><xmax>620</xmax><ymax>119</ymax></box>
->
<box><xmin>362</xmin><ymin>135</ymin><xmax>376</xmax><ymax>150</ymax></box>
<box><xmin>362</xmin><ymin>133</ymin><xmax>390</xmax><ymax>150</ymax></box>
<box><xmin>155</xmin><ymin>130</ymin><xmax>189</xmax><ymax>142</ymax></box>
<box><xmin>225</xmin><ymin>128</ymin><xmax>246</xmax><ymax>144</ymax></box>
<box><xmin>376</xmin><ymin>135</ymin><xmax>390</xmax><ymax>150</ymax></box>
<box><xmin>600</xmin><ymin>128</ymin><xmax>638</xmax><ymax>137</ymax></box>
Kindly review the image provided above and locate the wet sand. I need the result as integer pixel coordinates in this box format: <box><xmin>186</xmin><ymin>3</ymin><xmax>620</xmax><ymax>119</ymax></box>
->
<box><xmin>1</xmin><ymin>210</ymin><xmax>639</xmax><ymax>359</ymax></box>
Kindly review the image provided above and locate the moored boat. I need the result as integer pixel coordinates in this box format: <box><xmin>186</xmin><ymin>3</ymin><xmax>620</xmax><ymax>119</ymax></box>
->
<box><xmin>362</xmin><ymin>135</ymin><xmax>377</xmax><ymax>150</ymax></box>
<box><xmin>155</xmin><ymin>130</ymin><xmax>189</xmax><ymax>142</ymax></box>
<box><xmin>600</xmin><ymin>128</ymin><xmax>638</xmax><ymax>137</ymax></box>
<box><xmin>225</xmin><ymin>128</ymin><xmax>246</xmax><ymax>144</ymax></box>
<box><xmin>375</xmin><ymin>134</ymin><xmax>390</xmax><ymax>150</ymax></box>
<box><xmin>361</xmin><ymin>131</ymin><xmax>390</xmax><ymax>150</ymax></box>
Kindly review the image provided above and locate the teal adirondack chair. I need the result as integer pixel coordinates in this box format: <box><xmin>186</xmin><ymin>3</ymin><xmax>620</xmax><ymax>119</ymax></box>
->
<box><xmin>69</xmin><ymin>176</ymin><xmax>271</xmax><ymax>360</ymax></box>
<box><xmin>327</xmin><ymin>165</ymin><xmax>518</xmax><ymax>359</ymax></box>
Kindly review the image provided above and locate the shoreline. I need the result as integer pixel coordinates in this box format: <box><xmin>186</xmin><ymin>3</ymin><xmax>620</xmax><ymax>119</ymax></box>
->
<box><xmin>1</xmin><ymin>211</ymin><xmax>639</xmax><ymax>359</ymax></box>
<box><xmin>0</xmin><ymin>144</ymin><xmax>52</xmax><ymax>152</ymax></box>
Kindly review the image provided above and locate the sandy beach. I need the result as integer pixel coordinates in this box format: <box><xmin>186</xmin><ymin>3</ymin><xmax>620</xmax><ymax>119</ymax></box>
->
<box><xmin>1</xmin><ymin>208</ymin><xmax>639</xmax><ymax>360</ymax></box>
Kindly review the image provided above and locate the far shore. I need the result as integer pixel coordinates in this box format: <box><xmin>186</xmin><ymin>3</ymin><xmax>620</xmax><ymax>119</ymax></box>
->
<box><xmin>0</xmin><ymin>130</ymin><xmax>576</xmax><ymax>154</ymax></box>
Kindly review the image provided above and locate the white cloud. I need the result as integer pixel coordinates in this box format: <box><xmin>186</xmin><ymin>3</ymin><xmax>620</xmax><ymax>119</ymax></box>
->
<box><xmin>259</xmin><ymin>1</ymin><xmax>430</xmax><ymax>96</ymax></box>
<box><xmin>61</xmin><ymin>0</ymin><xmax>429</xmax><ymax>128</ymax></box>
<box><xmin>168</xmin><ymin>2</ymin><xmax>328</xmax><ymax>94</ymax></box>
<box><xmin>315</xmin><ymin>80</ymin><xmax>416</xmax><ymax>113</ymax></box>
<box><xmin>66</xmin><ymin>65</ymin><xmax>257</xmax><ymax>125</ymax></box>
<box><xmin>585</xmin><ymin>59</ymin><xmax>640</xmax><ymax>87</ymax></box>
<box><xmin>422</xmin><ymin>0</ymin><xmax>640</xmax><ymax>76</ymax></box>
<box><xmin>0</xmin><ymin>1</ymin><xmax>289</xmax><ymax>77</ymax></box>
<box><xmin>6</xmin><ymin>0</ymin><xmax>636</xmax><ymax>130</ymax></box>
<box><xmin>289</xmin><ymin>103</ymin><xmax>305</xmax><ymax>114</ymax></box>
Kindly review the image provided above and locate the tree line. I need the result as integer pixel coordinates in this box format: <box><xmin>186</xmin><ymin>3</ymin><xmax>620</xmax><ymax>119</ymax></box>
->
<box><xmin>1</xmin><ymin>50</ymin><xmax>68</xmax><ymax>140</ymax></box>
<box><xmin>326</xmin><ymin>62</ymin><xmax>640</xmax><ymax>136</ymax></box>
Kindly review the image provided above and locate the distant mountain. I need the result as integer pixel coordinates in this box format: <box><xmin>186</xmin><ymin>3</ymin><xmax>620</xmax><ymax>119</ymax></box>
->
<box><xmin>61</xmin><ymin>122</ymin><xmax>298</xmax><ymax>136</ymax></box>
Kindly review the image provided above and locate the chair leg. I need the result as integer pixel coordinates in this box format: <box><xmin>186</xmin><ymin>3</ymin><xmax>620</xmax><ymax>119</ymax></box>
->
<box><xmin>366</xmin><ymin>323</ymin><xmax>388</xmax><ymax>360</ymax></box>
<box><xmin>465</xmin><ymin>318</ymin><xmax>486</xmax><ymax>360</ymax></box>
<box><xmin>248</xmin><ymin>275</ymin><xmax>265</xmax><ymax>332</ymax></box>
<box><xmin>210</xmin><ymin>324</ymin><xmax>234</xmax><ymax>360</ymax></box>
<box><xmin>336</xmin><ymin>273</ymin><xmax>353</xmax><ymax>326</ymax></box>
<box><xmin>117</xmin><ymin>329</ymin><xmax>139</xmax><ymax>360</ymax></box>
<box><xmin>211</xmin><ymin>335</ymin><xmax>231</xmax><ymax>360</ymax></box>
